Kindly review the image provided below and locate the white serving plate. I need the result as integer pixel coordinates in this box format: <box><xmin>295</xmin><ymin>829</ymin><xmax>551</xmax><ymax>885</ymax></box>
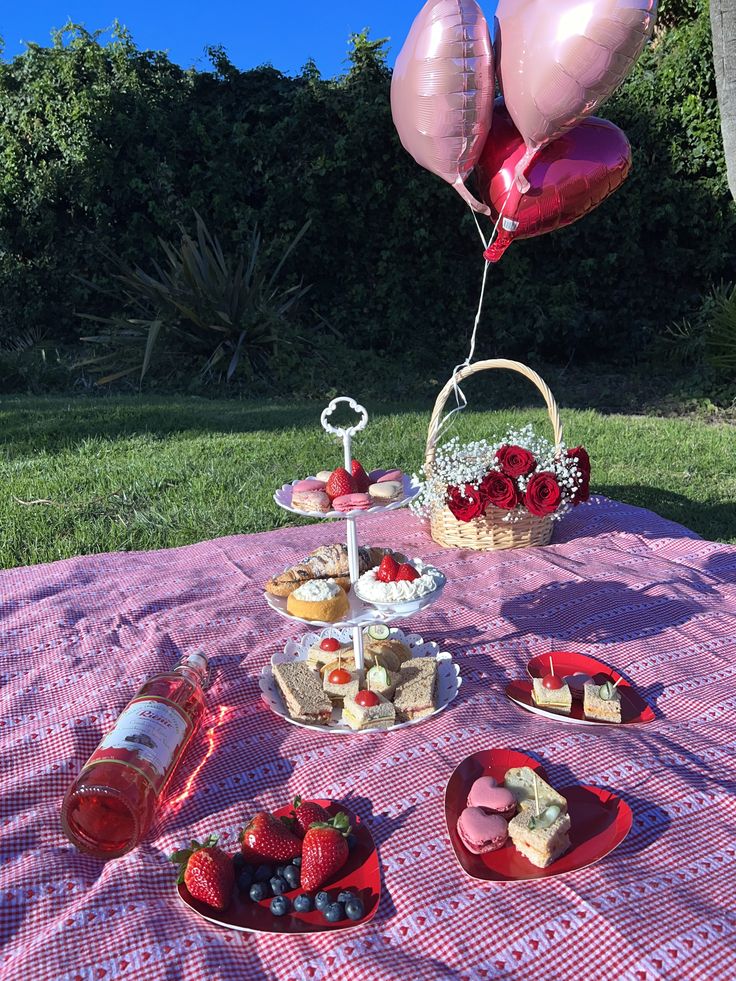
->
<box><xmin>274</xmin><ymin>474</ymin><xmax>419</xmax><ymax>519</ymax></box>
<box><xmin>263</xmin><ymin>585</ymin><xmax>441</xmax><ymax>628</ymax></box>
<box><xmin>259</xmin><ymin>627</ymin><xmax>461</xmax><ymax>735</ymax></box>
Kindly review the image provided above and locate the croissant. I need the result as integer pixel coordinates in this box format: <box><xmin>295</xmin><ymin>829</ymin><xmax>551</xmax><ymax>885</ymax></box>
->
<box><xmin>265</xmin><ymin>544</ymin><xmax>392</xmax><ymax>597</ymax></box>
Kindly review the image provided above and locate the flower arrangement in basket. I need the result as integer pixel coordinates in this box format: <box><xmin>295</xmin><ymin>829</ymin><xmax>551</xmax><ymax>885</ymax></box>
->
<box><xmin>412</xmin><ymin>360</ymin><xmax>591</xmax><ymax>551</ymax></box>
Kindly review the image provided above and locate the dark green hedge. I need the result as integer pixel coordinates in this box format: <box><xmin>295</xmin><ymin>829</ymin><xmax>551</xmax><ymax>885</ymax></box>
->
<box><xmin>0</xmin><ymin>5</ymin><xmax>733</xmax><ymax>380</ymax></box>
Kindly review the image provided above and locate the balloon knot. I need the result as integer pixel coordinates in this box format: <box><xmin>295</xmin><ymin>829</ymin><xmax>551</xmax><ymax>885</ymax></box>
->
<box><xmin>483</xmin><ymin>228</ymin><xmax>514</xmax><ymax>263</ymax></box>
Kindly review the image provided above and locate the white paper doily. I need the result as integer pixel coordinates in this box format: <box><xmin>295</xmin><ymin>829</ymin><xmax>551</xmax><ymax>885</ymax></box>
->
<box><xmin>259</xmin><ymin>626</ymin><xmax>462</xmax><ymax>735</ymax></box>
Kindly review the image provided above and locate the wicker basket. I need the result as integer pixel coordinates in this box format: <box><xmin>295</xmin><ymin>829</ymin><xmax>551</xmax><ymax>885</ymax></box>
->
<box><xmin>425</xmin><ymin>359</ymin><xmax>564</xmax><ymax>551</ymax></box>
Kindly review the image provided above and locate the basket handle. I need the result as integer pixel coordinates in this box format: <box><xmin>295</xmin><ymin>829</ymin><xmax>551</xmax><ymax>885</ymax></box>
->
<box><xmin>425</xmin><ymin>359</ymin><xmax>563</xmax><ymax>467</ymax></box>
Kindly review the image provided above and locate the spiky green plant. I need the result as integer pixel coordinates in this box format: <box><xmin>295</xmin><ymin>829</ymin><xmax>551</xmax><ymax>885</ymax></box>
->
<box><xmin>78</xmin><ymin>213</ymin><xmax>312</xmax><ymax>385</ymax></box>
<box><xmin>705</xmin><ymin>281</ymin><xmax>736</xmax><ymax>374</ymax></box>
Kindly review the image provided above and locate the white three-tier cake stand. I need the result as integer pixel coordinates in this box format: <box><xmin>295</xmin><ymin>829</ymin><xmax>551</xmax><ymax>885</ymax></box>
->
<box><xmin>260</xmin><ymin>396</ymin><xmax>461</xmax><ymax>734</ymax></box>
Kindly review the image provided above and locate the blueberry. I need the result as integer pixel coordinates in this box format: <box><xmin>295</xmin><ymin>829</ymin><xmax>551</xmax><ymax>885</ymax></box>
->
<box><xmin>254</xmin><ymin>864</ymin><xmax>273</xmax><ymax>883</ymax></box>
<box><xmin>315</xmin><ymin>891</ymin><xmax>331</xmax><ymax>911</ymax></box>
<box><xmin>232</xmin><ymin>852</ymin><xmax>247</xmax><ymax>874</ymax></box>
<box><xmin>270</xmin><ymin>895</ymin><xmax>290</xmax><ymax>917</ymax></box>
<box><xmin>324</xmin><ymin>902</ymin><xmax>344</xmax><ymax>923</ymax></box>
<box><xmin>283</xmin><ymin>865</ymin><xmax>300</xmax><ymax>889</ymax></box>
<box><xmin>276</xmin><ymin>865</ymin><xmax>287</xmax><ymax>877</ymax></box>
<box><xmin>270</xmin><ymin>876</ymin><xmax>288</xmax><ymax>896</ymax></box>
<box><xmin>293</xmin><ymin>893</ymin><xmax>313</xmax><ymax>913</ymax></box>
<box><xmin>293</xmin><ymin>856</ymin><xmax>302</xmax><ymax>867</ymax></box>
<box><xmin>344</xmin><ymin>898</ymin><xmax>364</xmax><ymax>921</ymax></box>
<box><xmin>346</xmin><ymin>834</ymin><xmax>357</xmax><ymax>851</ymax></box>
<box><xmin>236</xmin><ymin>869</ymin><xmax>253</xmax><ymax>893</ymax></box>
<box><xmin>249</xmin><ymin>882</ymin><xmax>269</xmax><ymax>902</ymax></box>
<box><xmin>337</xmin><ymin>890</ymin><xmax>354</xmax><ymax>904</ymax></box>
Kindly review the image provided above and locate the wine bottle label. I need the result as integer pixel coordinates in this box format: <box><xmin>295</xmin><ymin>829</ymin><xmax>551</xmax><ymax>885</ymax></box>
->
<box><xmin>84</xmin><ymin>697</ymin><xmax>192</xmax><ymax>794</ymax></box>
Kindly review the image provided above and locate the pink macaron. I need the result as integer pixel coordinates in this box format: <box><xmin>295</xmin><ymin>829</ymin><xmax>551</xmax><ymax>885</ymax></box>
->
<box><xmin>377</xmin><ymin>469</ymin><xmax>403</xmax><ymax>483</ymax></box>
<box><xmin>293</xmin><ymin>478</ymin><xmax>326</xmax><ymax>493</ymax></box>
<box><xmin>456</xmin><ymin>807</ymin><xmax>508</xmax><ymax>855</ymax></box>
<box><xmin>332</xmin><ymin>493</ymin><xmax>372</xmax><ymax>513</ymax></box>
<box><xmin>368</xmin><ymin>468</ymin><xmax>387</xmax><ymax>481</ymax></box>
<box><xmin>291</xmin><ymin>490</ymin><xmax>331</xmax><ymax>513</ymax></box>
<box><xmin>466</xmin><ymin>778</ymin><xmax>517</xmax><ymax>820</ymax></box>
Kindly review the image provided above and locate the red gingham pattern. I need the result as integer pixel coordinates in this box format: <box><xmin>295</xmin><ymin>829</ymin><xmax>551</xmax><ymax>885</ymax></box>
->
<box><xmin>1</xmin><ymin>498</ymin><xmax>736</xmax><ymax>980</ymax></box>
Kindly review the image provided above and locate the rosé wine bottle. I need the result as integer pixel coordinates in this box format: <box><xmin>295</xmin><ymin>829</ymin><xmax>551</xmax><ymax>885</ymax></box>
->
<box><xmin>61</xmin><ymin>652</ymin><xmax>209</xmax><ymax>859</ymax></box>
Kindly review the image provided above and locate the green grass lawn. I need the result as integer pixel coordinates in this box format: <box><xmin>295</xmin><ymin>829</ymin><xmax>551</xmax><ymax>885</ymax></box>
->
<box><xmin>1</xmin><ymin>394</ymin><xmax>734</xmax><ymax>569</ymax></box>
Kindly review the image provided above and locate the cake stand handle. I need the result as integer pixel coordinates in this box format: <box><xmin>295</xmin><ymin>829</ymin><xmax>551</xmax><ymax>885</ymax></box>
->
<box><xmin>320</xmin><ymin>396</ymin><xmax>369</xmax><ymax>675</ymax></box>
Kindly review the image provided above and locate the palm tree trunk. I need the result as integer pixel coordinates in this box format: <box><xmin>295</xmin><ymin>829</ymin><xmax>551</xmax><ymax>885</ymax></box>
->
<box><xmin>711</xmin><ymin>0</ymin><xmax>736</xmax><ymax>201</ymax></box>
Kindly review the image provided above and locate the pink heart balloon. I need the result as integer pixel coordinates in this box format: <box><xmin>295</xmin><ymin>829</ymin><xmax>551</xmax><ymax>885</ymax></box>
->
<box><xmin>496</xmin><ymin>0</ymin><xmax>656</xmax><ymax>165</ymax></box>
<box><xmin>476</xmin><ymin>103</ymin><xmax>632</xmax><ymax>262</ymax></box>
<box><xmin>391</xmin><ymin>0</ymin><xmax>496</xmax><ymax>214</ymax></box>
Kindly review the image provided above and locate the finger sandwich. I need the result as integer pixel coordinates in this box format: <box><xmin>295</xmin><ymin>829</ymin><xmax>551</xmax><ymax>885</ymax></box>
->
<box><xmin>393</xmin><ymin>657</ymin><xmax>437</xmax><ymax>722</ymax></box>
<box><xmin>507</xmin><ymin>805</ymin><xmax>571</xmax><ymax>868</ymax></box>
<box><xmin>583</xmin><ymin>681</ymin><xmax>623</xmax><ymax>722</ymax></box>
<box><xmin>503</xmin><ymin>767</ymin><xmax>568</xmax><ymax>813</ymax></box>
<box><xmin>273</xmin><ymin>662</ymin><xmax>333</xmax><ymax>725</ymax></box>
<box><xmin>342</xmin><ymin>691</ymin><xmax>396</xmax><ymax>731</ymax></box>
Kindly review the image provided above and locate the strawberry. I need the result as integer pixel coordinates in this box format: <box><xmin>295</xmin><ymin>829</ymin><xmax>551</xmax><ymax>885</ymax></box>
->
<box><xmin>395</xmin><ymin>562</ymin><xmax>420</xmax><ymax>582</ymax></box>
<box><xmin>375</xmin><ymin>554</ymin><xmax>399</xmax><ymax>583</ymax></box>
<box><xmin>239</xmin><ymin>811</ymin><xmax>302</xmax><ymax>863</ymax></box>
<box><xmin>170</xmin><ymin>835</ymin><xmax>234</xmax><ymax>912</ymax></box>
<box><xmin>325</xmin><ymin>467</ymin><xmax>355</xmax><ymax>501</ymax></box>
<box><xmin>291</xmin><ymin>795</ymin><xmax>331</xmax><ymax>837</ymax></box>
<box><xmin>351</xmin><ymin>460</ymin><xmax>371</xmax><ymax>493</ymax></box>
<box><xmin>300</xmin><ymin>812</ymin><xmax>351</xmax><ymax>891</ymax></box>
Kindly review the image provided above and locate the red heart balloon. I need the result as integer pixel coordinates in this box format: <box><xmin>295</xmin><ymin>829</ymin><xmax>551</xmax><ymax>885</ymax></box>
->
<box><xmin>476</xmin><ymin>104</ymin><xmax>632</xmax><ymax>262</ymax></box>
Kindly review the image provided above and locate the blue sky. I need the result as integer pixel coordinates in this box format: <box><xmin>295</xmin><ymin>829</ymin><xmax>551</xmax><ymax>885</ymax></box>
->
<box><xmin>0</xmin><ymin>2</ymin><xmax>417</xmax><ymax>76</ymax></box>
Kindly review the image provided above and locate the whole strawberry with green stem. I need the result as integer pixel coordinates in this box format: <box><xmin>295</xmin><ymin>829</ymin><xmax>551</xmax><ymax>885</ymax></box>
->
<box><xmin>301</xmin><ymin>811</ymin><xmax>351</xmax><ymax>891</ymax></box>
<box><xmin>291</xmin><ymin>795</ymin><xmax>331</xmax><ymax>838</ymax></box>
<box><xmin>170</xmin><ymin>834</ymin><xmax>234</xmax><ymax>911</ymax></box>
<box><xmin>239</xmin><ymin>810</ymin><xmax>302</xmax><ymax>863</ymax></box>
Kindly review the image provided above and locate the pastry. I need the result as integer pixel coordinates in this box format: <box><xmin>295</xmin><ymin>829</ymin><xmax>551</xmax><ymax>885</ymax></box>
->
<box><xmin>266</xmin><ymin>544</ymin><xmax>385</xmax><ymax>597</ymax></box>
<box><xmin>273</xmin><ymin>663</ymin><xmax>333</xmax><ymax>725</ymax></box>
<box><xmin>466</xmin><ymin>778</ymin><xmax>516</xmax><ymax>820</ymax></box>
<box><xmin>377</xmin><ymin>469</ymin><xmax>403</xmax><ymax>483</ymax></box>
<box><xmin>332</xmin><ymin>493</ymin><xmax>372</xmax><ymax>513</ymax></box>
<box><xmin>286</xmin><ymin>579</ymin><xmax>350</xmax><ymax>622</ymax></box>
<box><xmin>507</xmin><ymin>803</ymin><xmax>571</xmax><ymax>868</ymax></box>
<box><xmin>342</xmin><ymin>690</ymin><xmax>395</xmax><ymax>731</ymax></box>
<box><xmin>363</xmin><ymin>639</ymin><xmax>408</xmax><ymax>672</ymax></box>
<box><xmin>393</xmin><ymin>657</ymin><xmax>437</xmax><ymax>722</ymax></box>
<box><xmin>291</xmin><ymin>489</ymin><xmax>332</xmax><ymax>513</ymax></box>
<box><xmin>583</xmin><ymin>680</ymin><xmax>623</xmax><ymax>722</ymax></box>
<box><xmin>368</xmin><ymin>481</ymin><xmax>404</xmax><ymax>504</ymax></box>
<box><xmin>363</xmin><ymin>625</ymin><xmax>414</xmax><ymax>666</ymax></box>
<box><xmin>456</xmin><ymin>807</ymin><xmax>508</xmax><ymax>855</ymax></box>
<box><xmin>307</xmin><ymin>636</ymin><xmax>353</xmax><ymax>671</ymax></box>
<box><xmin>503</xmin><ymin>767</ymin><xmax>567</xmax><ymax>813</ymax></box>
<box><xmin>531</xmin><ymin>675</ymin><xmax>572</xmax><ymax>714</ymax></box>
<box><xmin>323</xmin><ymin>664</ymin><xmax>360</xmax><ymax>705</ymax></box>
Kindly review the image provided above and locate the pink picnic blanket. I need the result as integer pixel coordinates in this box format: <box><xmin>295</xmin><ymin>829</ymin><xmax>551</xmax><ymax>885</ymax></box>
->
<box><xmin>2</xmin><ymin>498</ymin><xmax>735</xmax><ymax>980</ymax></box>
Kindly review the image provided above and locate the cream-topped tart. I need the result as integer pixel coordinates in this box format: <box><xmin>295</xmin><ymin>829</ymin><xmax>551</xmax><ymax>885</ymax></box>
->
<box><xmin>286</xmin><ymin>578</ymin><xmax>350</xmax><ymax>622</ymax></box>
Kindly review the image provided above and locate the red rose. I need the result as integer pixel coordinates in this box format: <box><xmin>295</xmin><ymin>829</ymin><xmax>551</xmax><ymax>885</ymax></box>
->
<box><xmin>566</xmin><ymin>446</ymin><xmax>591</xmax><ymax>503</ymax></box>
<box><xmin>524</xmin><ymin>472</ymin><xmax>562</xmax><ymax>516</ymax></box>
<box><xmin>480</xmin><ymin>471</ymin><xmax>520</xmax><ymax>511</ymax></box>
<box><xmin>446</xmin><ymin>483</ymin><xmax>486</xmax><ymax>522</ymax></box>
<box><xmin>496</xmin><ymin>444</ymin><xmax>536</xmax><ymax>478</ymax></box>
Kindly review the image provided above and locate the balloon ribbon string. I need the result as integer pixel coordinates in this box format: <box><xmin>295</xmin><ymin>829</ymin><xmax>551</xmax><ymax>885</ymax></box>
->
<box><xmin>435</xmin><ymin>185</ymin><xmax>517</xmax><ymax>445</ymax></box>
